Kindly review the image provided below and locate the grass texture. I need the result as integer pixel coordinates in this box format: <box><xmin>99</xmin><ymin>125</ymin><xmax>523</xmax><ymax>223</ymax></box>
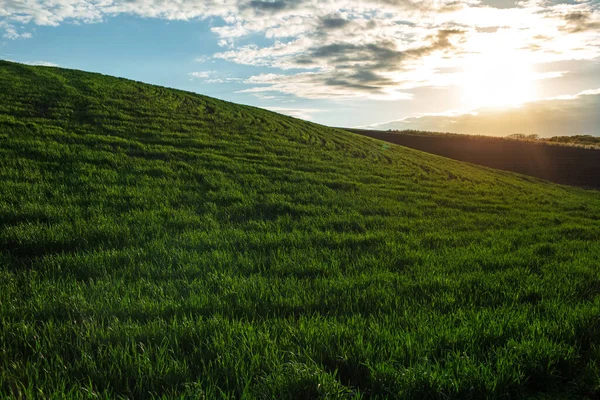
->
<box><xmin>1</xmin><ymin>60</ymin><xmax>600</xmax><ymax>399</ymax></box>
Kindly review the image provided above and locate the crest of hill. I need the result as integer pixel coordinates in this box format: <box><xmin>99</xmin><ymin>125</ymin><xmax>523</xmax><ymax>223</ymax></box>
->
<box><xmin>0</xmin><ymin>59</ymin><xmax>592</xmax><ymax>193</ymax></box>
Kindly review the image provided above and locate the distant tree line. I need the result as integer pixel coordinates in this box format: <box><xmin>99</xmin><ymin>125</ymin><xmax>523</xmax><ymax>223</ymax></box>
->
<box><xmin>507</xmin><ymin>134</ymin><xmax>600</xmax><ymax>149</ymax></box>
<box><xmin>380</xmin><ymin>129</ymin><xmax>600</xmax><ymax>150</ymax></box>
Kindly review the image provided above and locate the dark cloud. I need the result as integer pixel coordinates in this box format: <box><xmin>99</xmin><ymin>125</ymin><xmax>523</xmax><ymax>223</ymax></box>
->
<box><xmin>320</xmin><ymin>17</ymin><xmax>351</xmax><ymax>30</ymax></box>
<box><xmin>304</xmin><ymin>29</ymin><xmax>461</xmax><ymax>68</ymax></box>
<box><xmin>350</xmin><ymin>70</ymin><xmax>392</xmax><ymax>84</ymax></box>
<box><xmin>324</xmin><ymin>78</ymin><xmax>379</xmax><ymax>91</ymax></box>
<box><xmin>561</xmin><ymin>11</ymin><xmax>600</xmax><ymax>33</ymax></box>
<box><xmin>246</xmin><ymin>0</ymin><xmax>299</xmax><ymax>13</ymax></box>
<box><xmin>295</xmin><ymin>58</ymin><xmax>316</xmax><ymax>65</ymax></box>
<box><xmin>302</xmin><ymin>40</ymin><xmax>405</xmax><ymax>72</ymax></box>
<box><xmin>543</xmin><ymin>0</ymin><xmax>583</xmax><ymax>5</ymax></box>
<box><xmin>405</xmin><ymin>28</ymin><xmax>464</xmax><ymax>57</ymax></box>
<box><xmin>311</xmin><ymin>43</ymin><xmax>361</xmax><ymax>58</ymax></box>
<box><xmin>291</xmin><ymin>28</ymin><xmax>463</xmax><ymax>94</ymax></box>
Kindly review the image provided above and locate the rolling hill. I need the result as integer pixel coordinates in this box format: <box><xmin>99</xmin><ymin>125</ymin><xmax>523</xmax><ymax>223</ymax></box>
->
<box><xmin>1</xmin><ymin>60</ymin><xmax>600</xmax><ymax>399</ymax></box>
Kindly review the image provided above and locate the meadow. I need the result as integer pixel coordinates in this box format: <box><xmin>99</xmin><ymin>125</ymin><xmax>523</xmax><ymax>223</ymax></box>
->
<box><xmin>1</xmin><ymin>60</ymin><xmax>600</xmax><ymax>399</ymax></box>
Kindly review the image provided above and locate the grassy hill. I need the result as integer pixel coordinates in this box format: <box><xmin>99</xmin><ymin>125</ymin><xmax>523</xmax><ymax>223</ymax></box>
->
<box><xmin>1</xmin><ymin>60</ymin><xmax>600</xmax><ymax>399</ymax></box>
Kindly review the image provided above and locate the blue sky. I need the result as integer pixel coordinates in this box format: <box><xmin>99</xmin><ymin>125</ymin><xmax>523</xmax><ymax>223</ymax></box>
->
<box><xmin>1</xmin><ymin>0</ymin><xmax>599</xmax><ymax>135</ymax></box>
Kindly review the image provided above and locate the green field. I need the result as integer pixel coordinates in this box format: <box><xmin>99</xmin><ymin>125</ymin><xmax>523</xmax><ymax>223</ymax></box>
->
<box><xmin>1</xmin><ymin>60</ymin><xmax>600</xmax><ymax>399</ymax></box>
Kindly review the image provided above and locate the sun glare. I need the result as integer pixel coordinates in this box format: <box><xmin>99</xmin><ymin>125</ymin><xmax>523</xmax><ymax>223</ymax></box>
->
<box><xmin>461</xmin><ymin>42</ymin><xmax>536</xmax><ymax>109</ymax></box>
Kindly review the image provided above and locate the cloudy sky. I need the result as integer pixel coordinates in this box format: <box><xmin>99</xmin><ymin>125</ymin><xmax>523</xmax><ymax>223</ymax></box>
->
<box><xmin>1</xmin><ymin>0</ymin><xmax>599</xmax><ymax>136</ymax></box>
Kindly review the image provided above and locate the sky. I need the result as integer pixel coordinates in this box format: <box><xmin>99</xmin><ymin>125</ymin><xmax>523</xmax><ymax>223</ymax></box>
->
<box><xmin>1</xmin><ymin>0</ymin><xmax>599</xmax><ymax>136</ymax></box>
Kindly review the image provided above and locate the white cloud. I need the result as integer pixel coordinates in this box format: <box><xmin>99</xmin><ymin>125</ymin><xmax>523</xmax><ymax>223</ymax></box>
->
<box><xmin>23</xmin><ymin>60</ymin><xmax>59</xmax><ymax>67</ymax></box>
<box><xmin>188</xmin><ymin>71</ymin><xmax>243</xmax><ymax>84</ymax></box>
<box><xmin>3</xmin><ymin>59</ymin><xmax>59</xmax><ymax>67</ymax></box>
<box><xmin>189</xmin><ymin>71</ymin><xmax>215</xmax><ymax>79</ymax></box>
<box><xmin>0</xmin><ymin>21</ymin><xmax>31</xmax><ymax>39</ymax></box>
<box><xmin>195</xmin><ymin>55</ymin><xmax>211</xmax><ymax>63</ymax></box>
<box><xmin>367</xmin><ymin>89</ymin><xmax>600</xmax><ymax>136</ymax></box>
<box><xmin>264</xmin><ymin>106</ymin><xmax>323</xmax><ymax>120</ymax></box>
<box><xmin>1</xmin><ymin>0</ymin><xmax>598</xmax><ymax>100</ymax></box>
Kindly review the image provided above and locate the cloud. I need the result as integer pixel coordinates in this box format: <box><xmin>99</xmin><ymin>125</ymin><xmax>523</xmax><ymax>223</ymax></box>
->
<box><xmin>246</xmin><ymin>0</ymin><xmax>299</xmax><ymax>13</ymax></box>
<box><xmin>319</xmin><ymin>16</ymin><xmax>351</xmax><ymax>30</ymax></box>
<box><xmin>23</xmin><ymin>60</ymin><xmax>59</xmax><ymax>67</ymax></box>
<box><xmin>264</xmin><ymin>106</ymin><xmax>323</xmax><ymax>120</ymax></box>
<box><xmin>367</xmin><ymin>89</ymin><xmax>600</xmax><ymax>136</ymax></box>
<box><xmin>240</xmin><ymin>72</ymin><xmax>413</xmax><ymax>100</ymax></box>
<box><xmin>189</xmin><ymin>71</ymin><xmax>215</xmax><ymax>79</ymax></box>
<box><xmin>3</xmin><ymin>59</ymin><xmax>59</xmax><ymax>67</ymax></box>
<box><xmin>220</xmin><ymin>28</ymin><xmax>464</xmax><ymax>98</ymax></box>
<box><xmin>1</xmin><ymin>0</ymin><xmax>599</xmax><ymax>100</ymax></box>
<box><xmin>561</xmin><ymin>11</ymin><xmax>600</xmax><ymax>33</ymax></box>
<box><xmin>189</xmin><ymin>71</ymin><xmax>243</xmax><ymax>84</ymax></box>
<box><xmin>0</xmin><ymin>21</ymin><xmax>31</xmax><ymax>39</ymax></box>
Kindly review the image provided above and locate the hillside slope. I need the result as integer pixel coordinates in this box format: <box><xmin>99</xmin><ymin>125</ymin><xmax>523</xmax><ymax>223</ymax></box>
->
<box><xmin>1</xmin><ymin>60</ymin><xmax>600</xmax><ymax>399</ymax></box>
<box><xmin>346</xmin><ymin>129</ymin><xmax>600</xmax><ymax>189</ymax></box>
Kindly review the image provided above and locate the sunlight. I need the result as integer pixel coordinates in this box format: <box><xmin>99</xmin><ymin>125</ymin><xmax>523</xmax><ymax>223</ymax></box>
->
<box><xmin>460</xmin><ymin>38</ymin><xmax>536</xmax><ymax>109</ymax></box>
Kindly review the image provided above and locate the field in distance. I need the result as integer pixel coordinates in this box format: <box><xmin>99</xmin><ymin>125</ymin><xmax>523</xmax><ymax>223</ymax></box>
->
<box><xmin>1</xmin><ymin>60</ymin><xmax>600</xmax><ymax>399</ymax></box>
<box><xmin>346</xmin><ymin>129</ymin><xmax>600</xmax><ymax>190</ymax></box>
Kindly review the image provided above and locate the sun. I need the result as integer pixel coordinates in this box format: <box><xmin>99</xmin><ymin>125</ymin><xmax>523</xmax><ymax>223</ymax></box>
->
<box><xmin>460</xmin><ymin>44</ymin><xmax>536</xmax><ymax>109</ymax></box>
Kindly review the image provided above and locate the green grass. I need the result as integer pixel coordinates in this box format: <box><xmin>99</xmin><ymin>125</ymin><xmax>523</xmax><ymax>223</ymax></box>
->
<box><xmin>1</xmin><ymin>59</ymin><xmax>600</xmax><ymax>399</ymax></box>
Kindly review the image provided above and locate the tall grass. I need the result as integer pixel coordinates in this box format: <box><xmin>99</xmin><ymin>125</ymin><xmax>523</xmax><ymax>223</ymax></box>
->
<box><xmin>1</xmin><ymin>60</ymin><xmax>600</xmax><ymax>398</ymax></box>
